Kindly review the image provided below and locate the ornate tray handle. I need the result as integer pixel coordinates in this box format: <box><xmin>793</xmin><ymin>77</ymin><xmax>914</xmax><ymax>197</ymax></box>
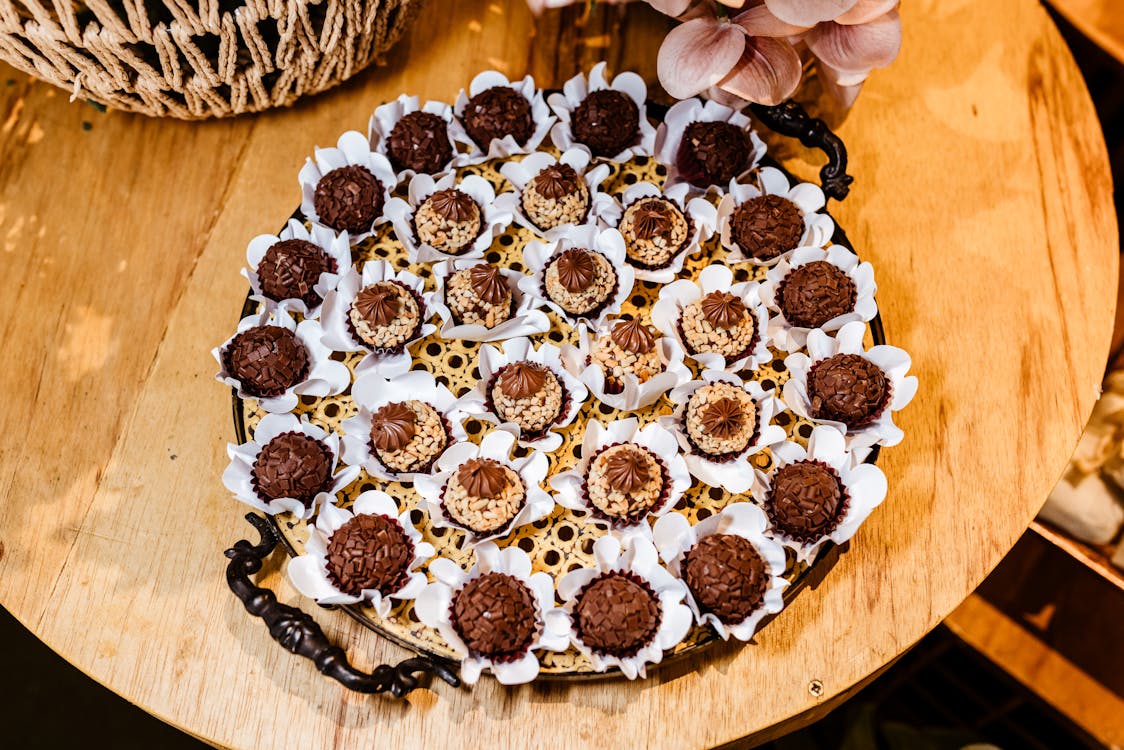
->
<box><xmin>750</xmin><ymin>101</ymin><xmax>853</xmax><ymax>202</ymax></box>
<box><xmin>225</xmin><ymin>513</ymin><xmax>462</xmax><ymax>696</ymax></box>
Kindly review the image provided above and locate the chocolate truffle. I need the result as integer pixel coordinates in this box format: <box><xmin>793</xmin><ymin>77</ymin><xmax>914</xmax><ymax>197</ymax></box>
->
<box><xmin>462</xmin><ymin>86</ymin><xmax>534</xmax><ymax>149</ymax></box>
<box><xmin>683</xmin><ymin>534</ymin><xmax>767</xmax><ymax>624</ymax></box>
<box><xmin>807</xmin><ymin>353</ymin><xmax>889</xmax><ymax>429</ymax></box>
<box><xmin>571</xmin><ymin>89</ymin><xmax>640</xmax><ymax>157</ymax></box>
<box><xmin>489</xmin><ymin>362</ymin><xmax>565</xmax><ymax>438</ymax></box>
<box><xmin>223</xmin><ymin>325</ymin><xmax>310</xmax><ymax>398</ymax></box>
<box><xmin>680</xmin><ymin>291</ymin><xmax>758</xmax><ymax>361</ymax></box>
<box><xmin>415</xmin><ymin>188</ymin><xmax>483</xmax><ymax>255</ymax></box>
<box><xmin>450</xmin><ymin>572</ymin><xmax>539</xmax><ymax>660</ymax></box>
<box><xmin>325</xmin><ymin>513</ymin><xmax>413</xmax><ymax>597</ymax></box>
<box><xmin>619</xmin><ymin>197</ymin><xmax>690</xmax><ymax>269</ymax></box>
<box><xmin>767</xmin><ymin>460</ymin><xmax>846</xmax><ymax>541</ymax></box>
<box><xmin>676</xmin><ymin>121</ymin><xmax>752</xmax><ymax>187</ymax></box>
<box><xmin>543</xmin><ymin>248</ymin><xmax>618</xmax><ymax>318</ymax></box>
<box><xmin>521</xmin><ymin>164</ymin><xmax>590</xmax><ymax>231</ymax></box>
<box><xmin>442</xmin><ymin>457</ymin><xmax>526</xmax><ymax>534</ymax></box>
<box><xmin>386</xmin><ymin>111</ymin><xmax>454</xmax><ymax>175</ymax></box>
<box><xmin>776</xmin><ymin>260</ymin><xmax>857</xmax><ymax>328</ymax></box>
<box><xmin>573</xmin><ymin>572</ymin><xmax>661</xmax><ymax>658</ymax></box>
<box><xmin>256</xmin><ymin>239</ymin><xmax>337</xmax><ymax>307</ymax></box>
<box><xmin>369</xmin><ymin>400</ymin><xmax>449</xmax><ymax>473</ymax></box>
<box><xmin>585</xmin><ymin>444</ymin><xmax>666</xmax><ymax>524</ymax></box>
<box><xmin>446</xmin><ymin>264</ymin><xmax>514</xmax><ymax>328</ymax></box>
<box><xmin>348</xmin><ymin>281</ymin><xmax>423</xmax><ymax>350</ymax></box>
<box><xmin>251</xmin><ymin>431</ymin><xmax>332</xmax><ymax>506</ymax></box>
<box><xmin>683</xmin><ymin>382</ymin><xmax>758</xmax><ymax>460</ymax></box>
<box><xmin>313</xmin><ymin>165</ymin><xmax>385</xmax><ymax>233</ymax></box>
<box><xmin>589</xmin><ymin>318</ymin><xmax>663</xmax><ymax>394</ymax></box>
<box><xmin>730</xmin><ymin>195</ymin><xmax>804</xmax><ymax>262</ymax></box>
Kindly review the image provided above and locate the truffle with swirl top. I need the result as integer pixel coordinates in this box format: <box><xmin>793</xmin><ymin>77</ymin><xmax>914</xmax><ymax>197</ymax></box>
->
<box><xmin>499</xmin><ymin>148</ymin><xmax>617</xmax><ymax>238</ymax></box>
<box><xmin>588</xmin><ymin>318</ymin><xmax>664</xmax><ymax>394</ymax></box>
<box><xmin>445</xmin><ymin>263</ymin><xmax>514</xmax><ymax>328</ymax></box>
<box><xmin>415</xmin><ymin>188</ymin><xmax>483</xmax><ymax>256</ymax></box>
<box><xmin>489</xmin><ymin>362</ymin><xmax>565</xmax><ymax>439</ymax></box>
<box><xmin>521</xmin><ymin>163</ymin><xmax>590</xmax><ymax>231</ymax></box>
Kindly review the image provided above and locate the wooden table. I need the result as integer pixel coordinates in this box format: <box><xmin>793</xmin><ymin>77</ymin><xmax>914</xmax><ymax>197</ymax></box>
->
<box><xmin>1047</xmin><ymin>0</ymin><xmax>1124</xmax><ymax>64</ymax></box>
<box><xmin>0</xmin><ymin>0</ymin><xmax>1116</xmax><ymax>747</ymax></box>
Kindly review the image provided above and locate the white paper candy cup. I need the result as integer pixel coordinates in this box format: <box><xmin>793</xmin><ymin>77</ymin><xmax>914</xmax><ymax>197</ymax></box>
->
<box><xmin>431</xmin><ymin>259</ymin><xmax>551</xmax><ymax>342</ymax></box>
<box><xmin>242</xmin><ymin>219</ymin><xmax>352</xmax><ymax>319</ymax></box>
<box><xmin>368</xmin><ymin>94</ymin><xmax>463</xmax><ymax>181</ymax></box>
<box><xmin>610</xmin><ymin>181</ymin><xmax>718</xmax><ymax>284</ymax></box>
<box><xmin>213</xmin><ymin>308</ymin><xmax>351</xmax><ymax>414</ymax></box>
<box><xmin>453</xmin><ymin>71</ymin><xmax>555</xmax><ymax>164</ymax></box>
<box><xmin>547</xmin><ymin>61</ymin><xmax>658</xmax><ymax>162</ymax></box>
<box><xmin>287</xmin><ymin>491</ymin><xmax>434</xmax><ymax>616</ymax></box>
<box><xmin>414</xmin><ymin>542</ymin><xmax>570</xmax><ymax>685</ymax></box>
<box><xmin>652</xmin><ymin>503</ymin><xmax>788</xmax><ymax>641</ymax></box>
<box><xmin>498</xmin><ymin>148</ymin><xmax>620</xmax><ymax>239</ymax></box>
<box><xmin>298</xmin><ymin>130</ymin><xmax>398</xmax><ymax>244</ymax></box>
<box><xmin>557</xmin><ymin>535</ymin><xmax>692</xmax><ymax>680</ymax></box>
<box><xmin>654</xmin><ymin>98</ymin><xmax>766</xmax><ymax>195</ymax></box>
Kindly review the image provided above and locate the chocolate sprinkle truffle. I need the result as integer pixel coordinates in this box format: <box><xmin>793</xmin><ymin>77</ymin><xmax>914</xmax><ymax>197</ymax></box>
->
<box><xmin>684</xmin><ymin>382</ymin><xmax>758</xmax><ymax>460</ymax></box>
<box><xmin>313</xmin><ymin>165</ymin><xmax>385</xmax><ymax>233</ymax></box>
<box><xmin>571</xmin><ymin>89</ymin><xmax>640</xmax><ymax>157</ymax></box>
<box><xmin>451</xmin><ymin>572</ymin><xmax>539</xmax><ymax>660</ymax></box>
<box><xmin>416</xmin><ymin>188</ymin><xmax>483</xmax><ymax>255</ymax></box>
<box><xmin>348</xmin><ymin>281</ymin><xmax>423</xmax><ymax>350</ymax></box>
<box><xmin>585</xmin><ymin>444</ymin><xmax>666</xmax><ymax>523</ymax></box>
<box><xmin>369</xmin><ymin>400</ymin><xmax>449</xmax><ymax>473</ymax></box>
<box><xmin>682</xmin><ymin>534</ymin><xmax>767</xmax><ymax>624</ymax></box>
<box><xmin>443</xmin><ymin>457</ymin><xmax>526</xmax><ymax>534</ymax></box>
<box><xmin>386</xmin><ymin>111</ymin><xmax>454</xmax><ymax>175</ymax></box>
<box><xmin>767</xmin><ymin>460</ymin><xmax>846</xmax><ymax>541</ymax></box>
<box><xmin>619</xmin><ymin>197</ymin><xmax>689</xmax><ymax>269</ymax></box>
<box><xmin>589</xmin><ymin>318</ymin><xmax>663</xmax><ymax>393</ymax></box>
<box><xmin>489</xmin><ymin>362</ymin><xmax>565</xmax><ymax>437</ymax></box>
<box><xmin>807</xmin><ymin>353</ymin><xmax>889</xmax><ymax>429</ymax></box>
<box><xmin>680</xmin><ymin>291</ymin><xmax>758</xmax><ymax>361</ymax></box>
<box><xmin>251</xmin><ymin>431</ymin><xmax>332</xmax><ymax>506</ymax></box>
<box><xmin>730</xmin><ymin>195</ymin><xmax>804</xmax><ymax>262</ymax></box>
<box><xmin>573</xmin><ymin>572</ymin><xmax>661</xmax><ymax>658</ymax></box>
<box><xmin>462</xmin><ymin>86</ymin><xmax>534</xmax><ymax>149</ymax></box>
<box><xmin>223</xmin><ymin>325</ymin><xmax>310</xmax><ymax>398</ymax></box>
<box><xmin>544</xmin><ymin>248</ymin><xmax>617</xmax><ymax>318</ymax></box>
<box><xmin>325</xmin><ymin>514</ymin><xmax>413</xmax><ymax>597</ymax></box>
<box><xmin>446</xmin><ymin>264</ymin><xmax>514</xmax><ymax>328</ymax></box>
<box><xmin>676</xmin><ymin>121</ymin><xmax>752</xmax><ymax>187</ymax></box>
<box><xmin>521</xmin><ymin>163</ymin><xmax>590</xmax><ymax>231</ymax></box>
<box><xmin>777</xmin><ymin>260</ymin><xmax>857</xmax><ymax>328</ymax></box>
<box><xmin>256</xmin><ymin>239</ymin><xmax>336</xmax><ymax>307</ymax></box>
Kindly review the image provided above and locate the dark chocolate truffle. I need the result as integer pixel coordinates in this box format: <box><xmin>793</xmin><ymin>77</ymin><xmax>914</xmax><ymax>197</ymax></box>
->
<box><xmin>730</xmin><ymin>194</ymin><xmax>804</xmax><ymax>262</ymax></box>
<box><xmin>777</xmin><ymin>260</ymin><xmax>857</xmax><ymax>328</ymax></box>
<box><xmin>313</xmin><ymin>165</ymin><xmax>385</xmax><ymax>233</ymax></box>
<box><xmin>682</xmin><ymin>534</ymin><xmax>767</xmax><ymax>624</ymax></box>
<box><xmin>807</xmin><ymin>353</ymin><xmax>889</xmax><ymax>429</ymax></box>
<box><xmin>676</xmin><ymin>121</ymin><xmax>752</xmax><ymax>187</ymax></box>
<box><xmin>462</xmin><ymin>86</ymin><xmax>534</xmax><ymax>149</ymax></box>
<box><xmin>257</xmin><ymin>239</ymin><xmax>336</xmax><ymax>307</ymax></box>
<box><xmin>223</xmin><ymin>325</ymin><xmax>310</xmax><ymax>398</ymax></box>
<box><xmin>325</xmin><ymin>514</ymin><xmax>413</xmax><ymax>596</ymax></box>
<box><xmin>571</xmin><ymin>89</ymin><xmax>640</xmax><ymax>157</ymax></box>
<box><xmin>386</xmin><ymin>111</ymin><xmax>454</xmax><ymax>174</ymax></box>
<box><xmin>251</xmin><ymin>431</ymin><xmax>332</xmax><ymax>505</ymax></box>
<box><xmin>767</xmin><ymin>460</ymin><xmax>845</xmax><ymax>541</ymax></box>
<box><xmin>573</xmin><ymin>572</ymin><xmax>661</xmax><ymax>658</ymax></box>
<box><xmin>450</xmin><ymin>572</ymin><xmax>538</xmax><ymax>660</ymax></box>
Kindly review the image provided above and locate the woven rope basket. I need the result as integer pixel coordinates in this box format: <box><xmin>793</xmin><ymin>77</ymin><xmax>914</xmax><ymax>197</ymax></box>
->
<box><xmin>0</xmin><ymin>0</ymin><xmax>422</xmax><ymax>118</ymax></box>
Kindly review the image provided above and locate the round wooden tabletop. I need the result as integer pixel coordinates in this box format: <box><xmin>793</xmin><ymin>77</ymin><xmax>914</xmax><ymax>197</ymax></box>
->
<box><xmin>0</xmin><ymin>0</ymin><xmax>1117</xmax><ymax>747</ymax></box>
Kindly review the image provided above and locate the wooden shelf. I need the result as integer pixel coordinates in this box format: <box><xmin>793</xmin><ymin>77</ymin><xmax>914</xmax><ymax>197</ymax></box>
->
<box><xmin>1031</xmin><ymin>520</ymin><xmax>1124</xmax><ymax>593</ymax></box>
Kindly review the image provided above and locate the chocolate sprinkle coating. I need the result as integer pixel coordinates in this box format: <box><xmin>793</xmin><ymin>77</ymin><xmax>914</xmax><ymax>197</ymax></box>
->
<box><xmin>807</xmin><ymin>353</ymin><xmax>889</xmax><ymax>428</ymax></box>
<box><xmin>462</xmin><ymin>86</ymin><xmax>534</xmax><ymax>149</ymax></box>
<box><xmin>676</xmin><ymin>121</ymin><xmax>752</xmax><ymax>187</ymax></box>
<box><xmin>257</xmin><ymin>239</ymin><xmax>336</xmax><ymax>307</ymax></box>
<box><xmin>386</xmin><ymin>111</ymin><xmax>454</xmax><ymax>174</ymax></box>
<box><xmin>767</xmin><ymin>460</ymin><xmax>846</xmax><ymax>541</ymax></box>
<box><xmin>325</xmin><ymin>514</ymin><xmax>414</xmax><ymax>597</ymax></box>
<box><xmin>574</xmin><ymin>572</ymin><xmax>661</xmax><ymax>658</ymax></box>
<box><xmin>777</xmin><ymin>260</ymin><xmax>857</xmax><ymax>328</ymax></box>
<box><xmin>572</xmin><ymin>89</ymin><xmax>640</xmax><ymax>157</ymax></box>
<box><xmin>450</xmin><ymin>572</ymin><xmax>539</xmax><ymax>661</ymax></box>
<box><xmin>313</xmin><ymin>165</ymin><xmax>385</xmax><ymax>233</ymax></box>
<box><xmin>251</xmin><ymin>431</ymin><xmax>332</xmax><ymax>506</ymax></box>
<box><xmin>223</xmin><ymin>325</ymin><xmax>310</xmax><ymax>398</ymax></box>
<box><xmin>730</xmin><ymin>194</ymin><xmax>804</xmax><ymax>262</ymax></box>
<box><xmin>683</xmin><ymin>534</ymin><xmax>767</xmax><ymax>625</ymax></box>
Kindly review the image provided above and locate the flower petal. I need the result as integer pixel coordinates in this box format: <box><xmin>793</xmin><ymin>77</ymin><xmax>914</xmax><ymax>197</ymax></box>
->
<box><xmin>806</xmin><ymin>9</ymin><xmax>901</xmax><ymax>73</ymax></box>
<box><xmin>834</xmin><ymin>0</ymin><xmax>898</xmax><ymax>25</ymax></box>
<box><xmin>658</xmin><ymin>17</ymin><xmax>748</xmax><ymax>99</ymax></box>
<box><xmin>717</xmin><ymin>36</ymin><xmax>802</xmax><ymax>106</ymax></box>
<box><xmin>764</xmin><ymin>0</ymin><xmax>858</xmax><ymax>26</ymax></box>
<box><xmin>733</xmin><ymin>4</ymin><xmax>810</xmax><ymax>37</ymax></box>
<box><xmin>647</xmin><ymin>0</ymin><xmax>693</xmax><ymax>16</ymax></box>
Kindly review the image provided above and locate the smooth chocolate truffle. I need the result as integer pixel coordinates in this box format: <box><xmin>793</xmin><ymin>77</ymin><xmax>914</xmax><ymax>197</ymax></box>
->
<box><xmin>807</xmin><ymin>353</ymin><xmax>889</xmax><ymax>429</ymax></box>
<box><xmin>619</xmin><ymin>197</ymin><xmax>690</xmax><ymax>269</ymax></box>
<box><xmin>730</xmin><ymin>195</ymin><xmax>804</xmax><ymax>261</ymax></box>
<box><xmin>680</xmin><ymin>291</ymin><xmax>758</xmax><ymax>361</ymax></box>
<box><xmin>462</xmin><ymin>86</ymin><xmax>534</xmax><ymax>149</ymax></box>
<box><xmin>585</xmin><ymin>444</ymin><xmax>665</xmax><ymax>523</ymax></box>
<box><xmin>573</xmin><ymin>572</ymin><xmax>661</xmax><ymax>658</ymax></box>
<box><xmin>251</xmin><ymin>431</ymin><xmax>332</xmax><ymax>506</ymax></box>
<box><xmin>386</xmin><ymin>111</ymin><xmax>454</xmax><ymax>174</ymax></box>
<box><xmin>571</xmin><ymin>89</ymin><xmax>640</xmax><ymax>157</ymax></box>
<box><xmin>348</xmin><ymin>281</ymin><xmax>422</xmax><ymax>350</ymax></box>
<box><xmin>223</xmin><ymin>325</ymin><xmax>310</xmax><ymax>398</ymax></box>
<box><xmin>450</xmin><ymin>572</ymin><xmax>538</xmax><ymax>660</ymax></box>
<box><xmin>777</xmin><ymin>260</ymin><xmax>857</xmax><ymax>328</ymax></box>
<box><xmin>370</xmin><ymin>400</ymin><xmax>448</xmax><ymax>474</ymax></box>
<box><xmin>490</xmin><ymin>362</ymin><xmax>565</xmax><ymax>437</ymax></box>
<box><xmin>683</xmin><ymin>382</ymin><xmax>758</xmax><ymax>461</ymax></box>
<box><xmin>544</xmin><ymin>248</ymin><xmax>617</xmax><ymax>318</ymax></box>
<box><xmin>676</xmin><ymin>121</ymin><xmax>752</xmax><ymax>187</ymax></box>
<box><xmin>442</xmin><ymin>458</ymin><xmax>525</xmax><ymax>533</ymax></box>
<box><xmin>767</xmin><ymin>460</ymin><xmax>845</xmax><ymax>541</ymax></box>
<box><xmin>325</xmin><ymin>514</ymin><xmax>413</xmax><ymax>596</ymax></box>
<box><xmin>257</xmin><ymin>239</ymin><xmax>336</xmax><ymax>307</ymax></box>
<box><xmin>416</xmin><ymin>188</ymin><xmax>483</xmax><ymax>255</ymax></box>
<box><xmin>683</xmin><ymin>534</ymin><xmax>767</xmax><ymax>624</ymax></box>
<box><xmin>522</xmin><ymin>164</ymin><xmax>590</xmax><ymax>231</ymax></box>
<box><xmin>313</xmin><ymin>165</ymin><xmax>385</xmax><ymax>233</ymax></box>
<box><xmin>446</xmin><ymin>265</ymin><xmax>514</xmax><ymax>328</ymax></box>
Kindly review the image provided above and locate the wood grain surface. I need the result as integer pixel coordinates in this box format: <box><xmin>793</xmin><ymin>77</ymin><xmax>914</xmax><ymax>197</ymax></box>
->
<box><xmin>0</xmin><ymin>1</ymin><xmax>1117</xmax><ymax>748</ymax></box>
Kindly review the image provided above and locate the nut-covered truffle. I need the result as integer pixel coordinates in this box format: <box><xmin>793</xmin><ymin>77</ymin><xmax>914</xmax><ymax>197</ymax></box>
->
<box><xmin>589</xmin><ymin>318</ymin><xmax>663</xmax><ymax>393</ymax></box>
<box><xmin>619</xmin><ymin>197</ymin><xmax>690</xmax><ymax>269</ymax></box>
<box><xmin>489</xmin><ymin>363</ymin><xmax>565</xmax><ymax>437</ymax></box>
<box><xmin>223</xmin><ymin>325</ymin><xmax>310</xmax><ymax>398</ymax></box>
<box><xmin>325</xmin><ymin>514</ymin><xmax>414</xmax><ymax>597</ymax></box>
<box><xmin>573</xmin><ymin>572</ymin><xmax>661</xmax><ymax>658</ymax></box>
<box><xmin>776</xmin><ymin>260</ymin><xmax>857</xmax><ymax>328</ymax></box>
<box><xmin>445</xmin><ymin>265</ymin><xmax>514</xmax><ymax>328</ymax></box>
<box><xmin>684</xmin><ymin>382</ymin><xmax>758</xmax><ymax>460</ymax></box>
<box><xmin>730</xmin><ymin>195</ymin><xmax>804</xmax><ymax>262</ymax></box>
<box><xmin>370</xmin><ymin>400</ymin><xmax>448</xmax><ymax>473</ymax></box>
<box><xmin>386</xmin><ymin>111</ymin><xmax>454</xmax><ymax>175</ymax></box>
<box><xmin>450</xmin><ymin>572</ymin><xmax>539</xmax><ymax>660</ymax></box>
<box><xmin>416</xmin><ymin>188</ymin><xmax>483</xmax><ymax>255</ymax></box>
<box><xmin>256</xmin><ymin>239</ymin><xmax>337</xmax><ymax>307</ymax></box>
<box><xmin>680</xmin><ymin>291</ymin><xmax>758</xmax><ymax>361</ymax></box>
<box><xmin>443</xmin><ymin>458</ymin><xmax>525</xmax><ymax>533</ymax></box>
<box><xmin>313</xmin><ymin>165</ymin><xmax>385</xmax><ymax>233</ymax></box>
<box><xmin>544</xmin><ymin>248</ymin><xmax>617</xmax><ymax>318</ymax></box>
<box><xmin>251</xmin><ymin>431</ymin><xmax>332</xmax><ymax>506</ymax></box>
<box><xmin>807</xmin><ymin>353</ymin><xmax>889</xmax><ymax>429</ymax></box>
<box><xmin>767</xmin><ymin>460</ymin><xmax>846</xmax><ymax>541</ymax></box>
<box><xmin>521</xmin><ymin>164</ymin><xmax>590</xmax><ymax>231</ymax></box>
<box><xmin>676</xmin><ymin>121</ymin><xmax>752</xmax><ymax>187</ymax></box>
<box><xmin>682</xmin><ymin>534</ymin><xmax>767</xmax><ymax>624</ymax></box>
<box><xmin>348</xmin><ymin>281</ymin><xmax>423</xmax><ymax>350</ymax></box>
<box><xmin>462</xmin><ymin>86</ymin><xmax>534</xmax><ymax>149</ymax></box>
<box><xmin>585</xmin><ymin>444</ymin><xmax>665</xmax><ymax>523</ymax></box>
<box><xmin>572</xmin><ymin>89</ymin><xmax>640</xmax><ymax>157</ymax></box>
